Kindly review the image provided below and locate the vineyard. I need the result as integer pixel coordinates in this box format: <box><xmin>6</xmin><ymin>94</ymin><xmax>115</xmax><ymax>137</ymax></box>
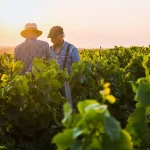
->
<box><xmin>0</xmin><ymin>46</ymin><xmax>150</xmax><ymax>150</ymax></box>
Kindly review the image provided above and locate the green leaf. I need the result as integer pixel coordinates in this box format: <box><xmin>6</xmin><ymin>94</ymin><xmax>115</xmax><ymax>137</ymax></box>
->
<box><xmin>142</xmin><ymin>55</ymin><xmax>149</xmax><ymax>77</ymax></box>
<box><xmin>126</xmin><ymin>107</ymin><xmax>146</xmax><ymax>135</ymax></box>
<box><xmin>104</xmin><ymin>116</ymin><xmax>121</xmax><ymax>141</ymax></box>
<box><xmin>78</xmin><ymin>100</ymin><xmax>107</xmax><ymax>114</ymax></box>
<box><xmin>102</xmin><ymin>130</ymin><xmax>133</xmax><ymax>150</ymax></box>
<box><xmin>136</xmin><ymin>83</ymin><xmax>150</xmax><ymax>106</ymax></box>
<box><xmin>131</xmin><ymin>82</ymin><xmax>138</xmax><ymax>93</ymax></box>
<box><xmin>33</xmin><ymin>57</ymin><xmax>47</xmax><ymax>71</ymax></box>
<box><xmin>72</xmin><ymin>127</ymin><xmax>83</xmax><ymax>139</ymax></box>
<box><xmin>13</xmin><ymin>61</ymin><xmax>23</xmax><ymax>75</ymax></box>
<box><xmin>14</xmin><ymin>76</ymin><xmax>29</xmax><ymax>94</ymax></box>
<box><xmin>70</xmin><ymin>141</ymin><xmax>83</xmax><ymax>150</ymax></box>
<box><xmin>87</xmin><ymin>137</ymin><xmax>102</xmax><ymax>150</ymax></box>
<box><xmin>85</xmin><ymin>63</ymin><xmax>93</xmax><ymax>73</ymax></box>
<box><xmin>35</xmin><ymin>77</ymin><xmax>46</xmax><ymax>88</ymax></box>
<box><xmin>71</xmin><ymin>114</ymin><xmax>82</xmax><ymax>127</ymax></box>
<box><xmin>52</xmin><ymin>129</ymin><xmax>74</xmax><ymax>150</ymax></box>
<box><xmin>50</xmin><ymin>59</ymin><xmax>57</xmax><ymax>66</ymax></box>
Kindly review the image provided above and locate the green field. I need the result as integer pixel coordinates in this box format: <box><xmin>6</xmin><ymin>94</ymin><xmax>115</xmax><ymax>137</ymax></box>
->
<box><xmin>0</xmin><ymin>46</ymin><xmax>150</xmax><ymax>150</ymax></box>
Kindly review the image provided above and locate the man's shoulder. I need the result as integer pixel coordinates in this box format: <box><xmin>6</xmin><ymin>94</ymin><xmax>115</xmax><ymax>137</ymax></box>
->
<box><xmin>65</xmin><ymin>41</ymin><xmax>80</xmax><ymax>62</ymax></box>
<box><xmin>36</xmin><ymin>40</ymin><xmax>49</xmax><ymax>46</ymax></box>
<box><xmin>15</xmin><ymin>41</ymin><xmax>26</xmax><ymax>51</ymax></box>
<box><xmin>65</xmin><ymin>41</ymin><xmax>77</xmax><ymax>50</ymax></box>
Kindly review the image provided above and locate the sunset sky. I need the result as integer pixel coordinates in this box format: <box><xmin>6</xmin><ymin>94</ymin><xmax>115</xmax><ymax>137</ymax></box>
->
<box><xmin>0</xmin><ymin>0</ymin><xmax>150</xmax><ymax>48</ymax></box>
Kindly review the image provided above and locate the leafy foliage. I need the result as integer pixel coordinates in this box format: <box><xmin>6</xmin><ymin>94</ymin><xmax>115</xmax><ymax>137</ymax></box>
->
<box><xmin>53</xmin><ymin>91</ymin><xmax>133</xmax><ymax>150</ymax></box>
<box><xmin>0</xmin><ymin>58</ymin><xmax>67</xmax><ymax>149</ymax></box>
<box><xmin>0</xmin><ymin>46</ymin><xmax>150</xmax><ymax>149</ymax></box>
<box><xmin>126</xmin><ymin>54</ymin><xmax>150</xmax><ymax>149</ymax></box>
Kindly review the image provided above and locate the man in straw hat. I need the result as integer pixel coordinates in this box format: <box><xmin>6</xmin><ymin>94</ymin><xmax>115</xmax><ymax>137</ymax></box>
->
<box><xmin>47</xmin><ymin>26</ymin><xmax>80</xmax><ymax>74</ymax></box>
<box><xmin>14</xmin><ymin>23</ymin><xmax>51</xmax><ymax>74</ymax></box>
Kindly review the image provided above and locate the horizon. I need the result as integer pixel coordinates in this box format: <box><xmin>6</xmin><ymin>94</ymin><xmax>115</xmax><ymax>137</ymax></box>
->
<box><xmin>1</xmin><ymin>0</ymin><xmax>150</xmax><ymax>48</ymax></box>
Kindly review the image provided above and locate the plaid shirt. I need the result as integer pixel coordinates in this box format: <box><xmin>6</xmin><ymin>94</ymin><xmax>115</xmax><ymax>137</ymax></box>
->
<box><xmin>14</xmin><ymin>39</ymin><xmax>51</xmax><ymax>74</ymax></box>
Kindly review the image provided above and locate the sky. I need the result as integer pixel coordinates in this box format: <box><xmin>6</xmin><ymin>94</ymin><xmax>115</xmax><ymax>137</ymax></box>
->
<box><xmin>0</xmin><ymin>0</ymin><xmax>150</xmax><ymax>48</ymax></box>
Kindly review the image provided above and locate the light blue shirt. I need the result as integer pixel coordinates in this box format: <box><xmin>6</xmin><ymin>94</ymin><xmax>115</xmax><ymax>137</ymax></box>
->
<box><xmin>50</xmin><ymin>41</ymin><xmax>80</xmax><ymax>74</ymax></box>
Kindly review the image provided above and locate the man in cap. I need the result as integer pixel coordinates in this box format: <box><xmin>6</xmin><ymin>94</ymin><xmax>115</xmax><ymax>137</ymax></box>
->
<box><xmin>14</xmin><ymin>23</ymin><xmax>51</xmax><ymax>74</ymax></box>
<box><xmin>47</xmin><ymin>26</ymin><xmax>80</xmax><ymax>106</ymax></box>
<box><xmin>47</xmin><ymin>26</ymin><xmax>80</xmax><ymax>74</ymax></box>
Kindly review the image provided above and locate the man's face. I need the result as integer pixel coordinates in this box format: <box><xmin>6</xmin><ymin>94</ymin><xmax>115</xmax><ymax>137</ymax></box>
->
<box><xmin>26</xmin><ymin>30</ymin><xmax>37</xmax><ymax>40</ymax></box>
<box><xmin>51</xmin><ymin>34</ymin><xmax>63</xmax><ymax>46</ymax></box>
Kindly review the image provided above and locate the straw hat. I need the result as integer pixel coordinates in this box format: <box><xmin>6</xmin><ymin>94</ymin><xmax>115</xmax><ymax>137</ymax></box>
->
<box><xmin>20</xmin><ymin>23</ymin><xmax>42</xmax><ymax>38</ymax></box>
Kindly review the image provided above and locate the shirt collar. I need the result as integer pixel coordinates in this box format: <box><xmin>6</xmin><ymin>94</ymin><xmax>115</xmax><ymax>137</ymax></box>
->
<box><xmin>25</xmin><ymin>39</ymin><xmax>37</xmax><ymax>43</ymax></box>
<box><xmin>62</xmin><ymin>40</ymin><xmax>66</xmax><ymax>48</ymax></box>
<box><xmin>52</xmin><ymin>40</ymin><xmax>66</xmax><ymax>52</ymax></box>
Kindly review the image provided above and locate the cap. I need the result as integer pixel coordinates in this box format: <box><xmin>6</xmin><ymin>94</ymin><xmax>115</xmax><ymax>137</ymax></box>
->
<box><xmin>47</xmin><ymin>26</ymin><xmax>64</xmax><ymax>38</ymax></box>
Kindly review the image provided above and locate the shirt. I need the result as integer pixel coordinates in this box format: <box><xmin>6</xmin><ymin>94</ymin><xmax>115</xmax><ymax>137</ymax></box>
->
<box><xmin>14</xmin><ymin>39</ymin><xmax>51</xmax><ymax>74</ymax></box>
<box><xmin>50</xmin><ymin>41</ymin><xmax>80</xmax><ymax>74</ymax></box>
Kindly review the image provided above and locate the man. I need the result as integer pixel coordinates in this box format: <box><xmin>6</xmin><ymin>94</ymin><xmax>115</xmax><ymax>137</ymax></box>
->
<box><xmin>47</xmin><ymin>26</ymin><xmax>80</xmax><ymax>74</ymax></box>
<box><xmin>14</xmin><ymin>23</ymin><xmax>51</xmax><ymax>74</ymax></box>
<box><xmin>47</xmin><ymin>26</ymin><xmax>80</xmax><ymax>107</ymax></box>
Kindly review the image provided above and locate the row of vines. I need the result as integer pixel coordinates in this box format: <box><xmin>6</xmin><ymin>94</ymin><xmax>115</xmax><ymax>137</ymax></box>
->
<box><xmin>0</xmin><ymin>46</ymin><xmax>150</xmax><ymax>149</ymax></box>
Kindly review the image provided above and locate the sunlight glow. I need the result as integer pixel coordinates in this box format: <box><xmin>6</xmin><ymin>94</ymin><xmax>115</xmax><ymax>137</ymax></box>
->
<box><xmin>0</xmin><ymin>0</ymin><xmax>150</xmax><ymax>48</ymax></box>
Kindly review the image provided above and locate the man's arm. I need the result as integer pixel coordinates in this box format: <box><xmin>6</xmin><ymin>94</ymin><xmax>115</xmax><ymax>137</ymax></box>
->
<box><xmin>46</xmin><ymin>43</ymin><xmax>52</xmax><ymax>60</ymax></box>
<box><xmin>14</xmin><ymin>47</ymin><xmax>19</xmax><ymax>62</ymax></box>
<box><xmin>71</xmin><ymin>46</ymin><xmax>80</xmax><ymax>62</ymax></box>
